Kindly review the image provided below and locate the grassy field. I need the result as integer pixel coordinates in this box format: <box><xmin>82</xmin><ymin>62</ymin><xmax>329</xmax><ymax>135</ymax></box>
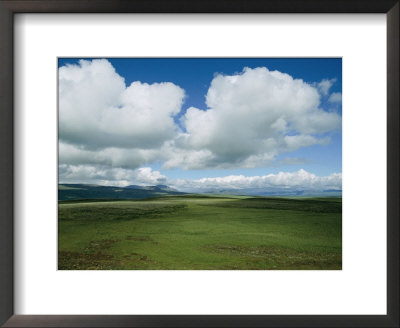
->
<box><xmin>58</xmin><ymin>195</ymin><xmax>342</xmax><ymax>270</ymax></box>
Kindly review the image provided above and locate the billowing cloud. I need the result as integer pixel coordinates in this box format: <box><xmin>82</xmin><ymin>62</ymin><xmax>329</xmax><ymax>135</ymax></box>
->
<box><xmin>166</xmin><ymin>67</ymin><xmax>340</xmax><ymax>169</ymax></box>
<box><xmin>171</xmin><ymin>169</ymin><xmax>342</xmax><ymax>192</ymax></box>
<box><xmin>59</xmin><ymin>165</ymin><xmax>341</xmax><ymax>192</ymax></box>
<box><xmin>59</xmin><ymin>165</ymin><xmax>167</xmax><ymax>187</ymax></box>
<box><xmin>58</xmin><ymin>142</ymin><xmax>164</xmax><ymax>169</ymax></box>
<box><xmin>328</xmin><ymin>92</ymin><xmax>342</xmax><ymax>103</ymax></box>
<box><xmin>316</xmin><ymin>78</ymin><xmax>337</xmax><ymax>96</ymax></box>
<box><xmin>59</xmin><ymin>59</ymin><xmax>185</xmax><ymax>150</ymax></box>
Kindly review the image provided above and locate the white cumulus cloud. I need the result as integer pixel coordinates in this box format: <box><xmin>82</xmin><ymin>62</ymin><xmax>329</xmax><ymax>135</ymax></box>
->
<box><xmin>59</xmin><ymin>165</ymin><xmax>167</xmax><ymax>187</ymax></box>
<box><xmin>328</xmin><ymin>92</ymin><xmax>342</xmax><ymax>103</ymax></box>
<box><xmin>59</xmin><ymin>165</ymin><xmax>341</xmax><ymax>192</ymax></box>
<box><xmin>167</xmin><ymin>67</ymin><xmax>341</xmax><ymax>169</ymax></box>
<box><xmin>59</xmin><ymin>59</ymin><xmax>185</xmax><ymax>150</ymax></box>
<box><xmin>170</xmin><ymin>169</ymin><xmax>342</xmax><ymax>192</ymax></box>
<box><xmin>316</xmin><ymin>78</ymin><xmax>337</xmax><ymax>96</ymax></box>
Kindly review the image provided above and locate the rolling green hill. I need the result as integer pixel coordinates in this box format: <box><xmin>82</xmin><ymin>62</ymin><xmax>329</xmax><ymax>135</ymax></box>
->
<box><xmin>58</xmin><ymin>194</ymin><xmax>342</xmax><ymax>270</ymax></box>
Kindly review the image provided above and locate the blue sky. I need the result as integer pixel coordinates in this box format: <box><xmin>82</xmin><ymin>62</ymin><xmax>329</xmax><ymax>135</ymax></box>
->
<box><xmin>58</xmin><ymin>58</ymin><xmax>342</xmax><ymax>191</ymax></box>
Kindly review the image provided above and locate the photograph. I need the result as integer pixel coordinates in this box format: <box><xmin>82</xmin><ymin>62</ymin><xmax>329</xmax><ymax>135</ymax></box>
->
<box><xmin>58</xmin><ymin>58</ymin><xmax>342</xmax><ymax>270</ymax></box>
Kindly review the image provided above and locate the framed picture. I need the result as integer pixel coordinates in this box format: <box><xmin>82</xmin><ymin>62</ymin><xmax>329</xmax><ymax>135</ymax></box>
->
<box><xmin>0</xmin><ymin>0</ymin><xmax>398</xmax><ymax>327</ymax></box>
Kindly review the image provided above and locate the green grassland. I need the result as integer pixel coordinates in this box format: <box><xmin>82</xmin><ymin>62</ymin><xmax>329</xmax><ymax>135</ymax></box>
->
<box><xmin>58</xmin><ymin>195</ymin><xmax>342</xmax><ymax>270</ymax></box>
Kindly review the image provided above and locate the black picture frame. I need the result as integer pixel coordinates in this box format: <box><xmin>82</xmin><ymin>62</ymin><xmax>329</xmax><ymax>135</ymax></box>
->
<box><xmin>0</xmin><ymin>0</ymin><xmax>398</xmax><ymax>327</ymax></box>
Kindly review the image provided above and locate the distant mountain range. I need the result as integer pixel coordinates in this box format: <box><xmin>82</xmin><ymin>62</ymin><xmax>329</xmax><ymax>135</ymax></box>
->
<box><xmin>59</xmin><ymin>183</ymin><xmax>341</xmax><ymax>201</ymax></box>
<box><xmin>125</xmin><ymin>184</ymin><xmax>178</xmax><ymax>192</ymax></box>
<box><xmin>58</xmin><ymin>184</ymin><xmax>183</xmax><ymax>201</ymax></box>
<box><xmin>191</xmin><ymin>188</ymin><xmax>342</xmax><ymax>197</ymax></box>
